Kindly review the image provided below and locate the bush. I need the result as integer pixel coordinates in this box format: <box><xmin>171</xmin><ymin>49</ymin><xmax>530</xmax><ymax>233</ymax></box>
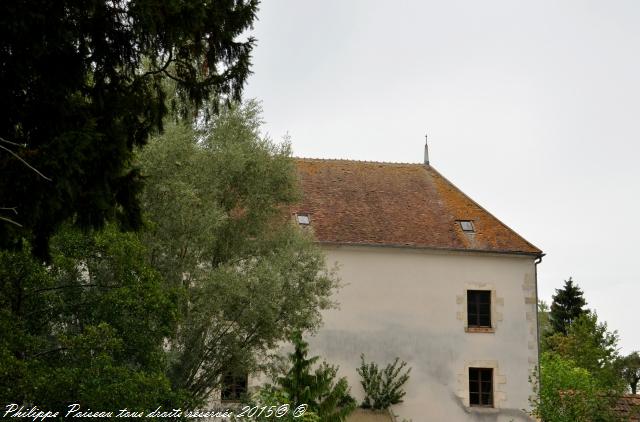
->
<box><xmin>357</xmin><ymin>354</ymin><xmax>411</xmax><ymax>410</ymax></box>
<box><xmin>530</xmin><ymin>352</ymin><xmax>620</xmax><ymax>422</ymax></box>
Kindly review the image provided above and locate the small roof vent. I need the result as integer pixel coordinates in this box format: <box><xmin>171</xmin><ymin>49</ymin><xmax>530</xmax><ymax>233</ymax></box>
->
<box><xmin>459</xmin><ymin>220</ymin><xmax>475</xmax><ymax>232</ymax></box>
<box><xmin>296</xmin><ymin>213</ymin><xmax>310</xmax><ymax>225</ymax></box>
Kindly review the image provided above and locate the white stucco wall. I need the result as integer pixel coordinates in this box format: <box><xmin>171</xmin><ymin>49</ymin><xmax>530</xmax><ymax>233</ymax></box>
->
<box><xmin>308</xmin><ymin>245</ymin><xmax>539</xmax><ymax>422</ymax></box>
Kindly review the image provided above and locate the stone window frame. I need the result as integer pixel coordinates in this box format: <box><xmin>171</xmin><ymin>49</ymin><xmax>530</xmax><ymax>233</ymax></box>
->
<box><xmin>456</xmin><ymin>360</ymin><xmax>507</xmax><ymax>410</ymax></box>
<box><xmin>456</xmin><ymin>283</ymin><xmax>504</xmax><ymax>333</ymax></box>
<box><xmin>469</xmin><ymin>367</ymin><xmax>494</xmax><ymax>407</ymax></box>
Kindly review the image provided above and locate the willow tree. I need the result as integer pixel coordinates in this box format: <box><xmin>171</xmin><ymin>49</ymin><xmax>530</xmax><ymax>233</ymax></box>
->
<box><xmin>137</xmin><ymin>101</ymin><xmax>338</xmax><ymax>403</ymax></box>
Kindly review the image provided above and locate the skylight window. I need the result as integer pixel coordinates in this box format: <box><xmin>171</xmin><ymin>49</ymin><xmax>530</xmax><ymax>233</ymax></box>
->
<box><xmin>296</xmin><ymin>214</ymin><xmax>310</xmax><ymax>225</ymax></box>
<box><xmin>460</xmin><ymin>220</ymin><xmax>475</xmax><ymax>232</ymax></box>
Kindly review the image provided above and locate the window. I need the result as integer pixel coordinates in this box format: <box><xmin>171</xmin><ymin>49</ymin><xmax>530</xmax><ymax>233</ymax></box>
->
<box><xmin>469</xmin><ymin>368</ymin><xmax>493</xmax><ymax>407</ymax></box>
<box><xmin>467</xmin><ymin>290</ymin><xmax>491</xmax><ymax>328</ymax></box>
<box><xmin>459</xmin><ymin>220</ymin><xmax>475</xmax><ymax>232</ymax></box>
<box><xmin>221</xmin><ymin>372</ymin><xmax>248</xmax><ymax>401</ymax></box>
<box><xmin>296</xmin><ymin>213</ymin><xmax>310</xmax><ymax>225</ymax></box>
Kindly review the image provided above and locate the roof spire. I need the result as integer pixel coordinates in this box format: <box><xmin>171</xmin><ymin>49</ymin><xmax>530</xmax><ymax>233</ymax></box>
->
<box><xmin>424</xmin><ymin>133</ymin><xmax>429</xmax><ymax>165</ymax></box>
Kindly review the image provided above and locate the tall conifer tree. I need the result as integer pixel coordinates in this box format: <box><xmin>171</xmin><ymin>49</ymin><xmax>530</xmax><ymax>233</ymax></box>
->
<box><xmin>278</xmin><ymin>333</ymin><xmax>356</xmax><ymax>422</ymax></box>
<box><xmin>549</xmin><ymin>277</ymin><xmax>587</xmax><ymax>335</ymax></box>
<box><xmin>0</xmin><ymin>0</ymin><xmax>258</xmax><ymax>258</ymax></box>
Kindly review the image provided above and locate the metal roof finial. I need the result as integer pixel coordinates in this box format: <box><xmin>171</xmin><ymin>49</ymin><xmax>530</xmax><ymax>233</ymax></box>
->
<box><xmin>424</xmin><ymin>133</ymin><xmax>429</xmax><ymax>165</ymax></box>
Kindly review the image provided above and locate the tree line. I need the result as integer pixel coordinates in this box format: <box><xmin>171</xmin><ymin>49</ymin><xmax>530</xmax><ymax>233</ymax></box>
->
<box><xmin>0</xmin><ymin>100</ymin><xmax>342</xmax><ymax>413</ymax></box>
<box><xmin>0</xmin><ymin>0</ymin><xmax>350</xmax><ymax>414</ymax></box>
<box><xmin>533</xmin><ymin>277</ymin><xmax>640</xmax><ymax>421</ymax></box>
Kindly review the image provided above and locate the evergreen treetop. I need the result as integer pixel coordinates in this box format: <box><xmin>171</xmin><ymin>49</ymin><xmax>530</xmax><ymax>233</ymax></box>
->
<box><xmin>277</xmin><ymin>333</ymin><xmax>356</xmax><ymax>422</ymax></box>
<box><xmin>549</xmin><ymin>277</ymin><xmax>587</xmax><ymax>335</ymax></box>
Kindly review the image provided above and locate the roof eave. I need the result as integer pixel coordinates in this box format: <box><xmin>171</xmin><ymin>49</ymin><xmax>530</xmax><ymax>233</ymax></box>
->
<box><xmin>316</xmin><ymin>240</ymin><xmax>544</xmax><ymax>258</ymax></box>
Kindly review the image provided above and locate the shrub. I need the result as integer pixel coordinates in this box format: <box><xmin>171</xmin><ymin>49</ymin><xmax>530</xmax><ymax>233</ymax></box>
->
<box><xmin>357</xmin><ymin>354</ymin><xmax>411</xmax><ymax>410</ymax></box>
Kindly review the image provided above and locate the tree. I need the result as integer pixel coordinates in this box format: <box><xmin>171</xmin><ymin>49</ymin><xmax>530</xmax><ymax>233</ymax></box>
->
<box><xmin>620</xmin><ymin>352</ymin><xmax>640</xmax><ymax>394</ymax></box>
<box><xmin>357</xmin><ymin>355</ymin><xmax>411</xmax><ymax>410</ymax></box>
<box><xmin>545</xmin><ymin>312</ymin><xmax>623</xmax><ymax>391</ymax></box>
<box><xmin>241</xmin><ymin>386</ymin><xmax>321</xmax><ymax>422</ymax></box>
<box><xmin>530</xmin><ymin>352</ymin><xmax>620</xmax><ymax>422</ymax></box>
<box><xmin>136</xmin><ymin>102</ymin><xmax>339</xmax><ymax>403</ymax></box>
<box><xmin>1</xmin><ymin>102</ymin><xmax>338</xmax><ymax>409</ymax></box>
<box><xmin>0</xmin><ymin>224</ymin><xmax>185</xmax><ymax>409</ymax></box>
<box><xmin>277</xmin><ymin>333</ymin><xmax>356</xmax><ymax>422</ymax></box>
<box><xmin>0</xmin><ymin>0</ymin><xmax>258</xmax><ymax>258</ymax></box>
<box><xmin>538</xmin><ymin>300</ymin><xmax>552</xmax><ymax>345</ymax></box>
<box><xmin>550</xmin><ymin>277</ymin><xmax>587</xmax><ymax>335</ymax></box>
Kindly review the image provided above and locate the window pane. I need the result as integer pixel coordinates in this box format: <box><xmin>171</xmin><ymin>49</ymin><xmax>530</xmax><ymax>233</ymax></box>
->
<box><xmin>221</xmin><ymin>373</ymin><xmax>248</xmax><ymax>401</ymax></box>
<box><xmin>460</xmin><ymin>221</ymin><xmax>475</xmax><ymax>232</ymax></box>
<box><xmin>481</xmin><ymin>393</ymin><xmax>492</xmax><ymax>406</ymax></box>
<box><xmin>467</xmin><ymin>290</ymin><xmax>491</xmax><ymax>327</ymax></box>
<box><xmin>470</xmin><ymin>392</ymin><xmax>480</xmax><ymax>405</ymax></box>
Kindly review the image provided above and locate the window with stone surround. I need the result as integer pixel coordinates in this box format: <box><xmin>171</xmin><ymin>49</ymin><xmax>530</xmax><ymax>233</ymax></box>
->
<box><xmin>467</xmin><ymin>290</ymin><xmax>491</xmax><ymax>328</ymax></box>
<box><xmin>469</xmin><ymin>367</ymin><xmax>493</xmax><ymax>407</ymax></box>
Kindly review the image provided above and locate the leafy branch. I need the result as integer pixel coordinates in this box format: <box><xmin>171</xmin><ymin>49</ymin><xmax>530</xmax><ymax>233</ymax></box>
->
<box><xmin>357</xmin><ymin>354</ymin><xmax>411</xmax><ymax>410</ymax></box>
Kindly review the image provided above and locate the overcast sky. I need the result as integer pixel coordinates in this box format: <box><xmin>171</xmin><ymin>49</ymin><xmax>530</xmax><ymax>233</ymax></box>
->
<box><xmin>244</xmin><ymin>0</ymin><xmax>640</xmax><ymax>353</ymax></box>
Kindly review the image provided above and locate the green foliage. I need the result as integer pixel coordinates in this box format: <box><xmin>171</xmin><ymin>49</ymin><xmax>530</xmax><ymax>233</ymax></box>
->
<box><xmin>240</xmin><ymin>386</ymin><xmax>320</xmax><ymax>422</ymax></box>
<box><xmin>620</xmin><ymin>352</ymin><xmax>640</xmax><ymax>394</ymax></box>
<box><xmin>0</xmin><ymin>225</ymin><xmax>186</xmax><ymax>410</ymax></box>
<box><xmin>545</xmin><ymin>312</ymin><xmax>623</xmax><ymax>391</ymax></box>
<box><xmin>534</xmin><ymin>279</ymin><xmax>628</xmax><ymax>421</ymax></box>
<box><xmin>137</xmin><ymin>102</ymin><xmax>338</xmax><ymax>403</ymax></box>
<box><xmin>0</xmin><ymin>0</ymin><xmax>258</xmax><ymax>258</ymax></box>
<box><xmin>276</xmin><ymin>333</ymin><xmax>356</xmax><ymax>422</ymax></box>
<box><xmin>549</xmin><ymin>277</ymin><xmax>587</xmax><ymax>335</ymax></box>
<box><xmin>357</xmin><ymin>354</ymin><xmax>411</xmax><ymax>410</ymax></box>
<box><xmin>538</xmin><ymin>300</ymin><xmax>552</xmax><ymax>341</ymax></box>
<box><xmin>531</xmin><ymin>352</ymin><xmax>620</xmax><ymax>422</ymax></box>
<box><xmin>1</xmin><ymin>101</ymin><xmax>338</xmax><ymax>411</ymax></box>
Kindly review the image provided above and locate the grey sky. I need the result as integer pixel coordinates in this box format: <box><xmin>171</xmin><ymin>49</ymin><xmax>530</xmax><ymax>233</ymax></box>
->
<box><xmin>244</xmin><ymin>0</ymin><xmax>640</xmax><ymax>353</ymax></box>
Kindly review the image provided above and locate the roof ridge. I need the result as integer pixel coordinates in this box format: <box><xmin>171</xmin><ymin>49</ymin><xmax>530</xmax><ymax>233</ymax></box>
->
<box><xmin>293</xmin><ymin>157</ymin><xmax>423</xmax><ymax>166</ymax></box>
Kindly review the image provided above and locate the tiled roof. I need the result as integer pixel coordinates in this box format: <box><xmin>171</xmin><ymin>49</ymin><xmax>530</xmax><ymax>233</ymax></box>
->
<box><xmin>293</xmin><ymin>158</ymin><xmax>542</xmax><ymax>256</ymax></box>
<box><xmin>614</xmin><ymin>395</ymin><xmax>640</xmax><ymax>421</ymax></box>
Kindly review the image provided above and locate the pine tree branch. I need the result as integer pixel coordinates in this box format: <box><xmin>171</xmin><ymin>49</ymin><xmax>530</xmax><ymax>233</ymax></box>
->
<box><xmin>140</xmin><ymin>50</ymin><xmax>174</xmax><ymax>77</ymax></box>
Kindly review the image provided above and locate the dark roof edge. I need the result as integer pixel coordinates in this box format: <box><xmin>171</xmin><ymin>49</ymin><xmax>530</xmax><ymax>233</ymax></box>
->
<box><xmin>293</xmin><ymin>157</ymin><xmax>423</xmax><ymax>166</ymax></box>
<box><xmin>427</xmin><ymin>164</ymin><xmax>543</xmax><ymax>255</ymax></box>
<box><xmin>318</xmin><ymin>240</ymin><xmax>545</xmax><ymax>258</ymax></box>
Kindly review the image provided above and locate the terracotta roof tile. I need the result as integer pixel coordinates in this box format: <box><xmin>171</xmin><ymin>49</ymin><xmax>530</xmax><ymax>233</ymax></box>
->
<box><xmin>615</xmin><ymin>395</ymin><xmax>640</xmax><ymax>421</ymax></box>
<box><xmin>293</xmin><ymin>158</ymin><xmax>541</xmax><ymax>256</ymax></box>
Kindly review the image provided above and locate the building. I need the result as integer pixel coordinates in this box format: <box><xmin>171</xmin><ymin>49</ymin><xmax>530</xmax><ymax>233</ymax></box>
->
<box><xmin>291</xmin><ymin>146</ymin><xmax>543</xmax><ymax>421</ymax></box>
<box><xmin>614</xmin><ymin>395</ymin><xmax>640</xmax><ymax>421</ymax></box>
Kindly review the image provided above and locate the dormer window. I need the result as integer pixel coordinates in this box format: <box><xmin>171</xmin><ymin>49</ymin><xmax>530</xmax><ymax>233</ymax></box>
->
<box><xmin>296</xmin><ymin>213</ymin><xmax>310</xmax><ymax>225</ymax></box>
<box><xmin>459</xmin><ymin>220</ymin><xmax>475</xmax><ymax>232</ymax></box>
